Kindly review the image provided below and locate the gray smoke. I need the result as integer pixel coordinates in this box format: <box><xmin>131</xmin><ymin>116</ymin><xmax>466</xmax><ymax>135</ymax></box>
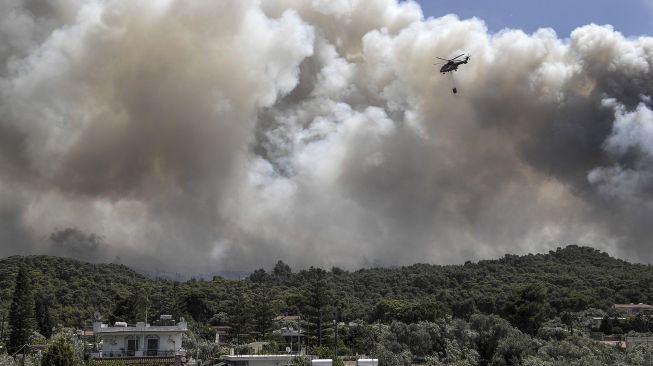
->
<box><xmin>0</xmin><ymin>0</ymin><xmax>652</xmax><ymax>273</ymax></box>
<box><xmin>49</xmin><ymin>227</ymin><xmax>105</xmax><ymax>261</ymax></box>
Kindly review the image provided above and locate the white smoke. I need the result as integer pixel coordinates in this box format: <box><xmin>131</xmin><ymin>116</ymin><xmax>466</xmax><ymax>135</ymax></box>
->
<box><xmin>0</xmin><ymin>0</ymin><xmax>652</xmax><ymax>272</ymax></box>
<box><xmin>588</xmin><ymin>99</ymin><xmax>653</xmax><ymax>211</ymax></box>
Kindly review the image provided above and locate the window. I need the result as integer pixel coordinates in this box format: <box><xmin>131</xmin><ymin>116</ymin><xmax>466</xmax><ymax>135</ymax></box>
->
<box><xmin>127</xmin><ymin>339</ymin><xmax>139</xmax><ymax>356</ymax></box>
<box><xmin>147</xmin><ymin>338</ymin><xmax>159</xmax><ymax>356</ymax></box>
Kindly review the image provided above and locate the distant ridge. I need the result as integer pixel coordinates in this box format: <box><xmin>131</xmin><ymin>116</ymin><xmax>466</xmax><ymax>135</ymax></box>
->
<box><xmin>0</xmin><ymin>245</ymin><xmax>651</xmax><ymax>329</ymax></box>
<box><xmin>137</xmin><ymin>268</ymin><xmax>249</xmax><ymax>281</ymax></box>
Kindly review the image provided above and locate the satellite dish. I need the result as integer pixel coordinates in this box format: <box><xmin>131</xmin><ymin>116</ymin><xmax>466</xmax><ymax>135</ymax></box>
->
<box><xmin>94</xmin><ymin>311</ymin><xmax>102</xmax><ymax>321</ymax></box>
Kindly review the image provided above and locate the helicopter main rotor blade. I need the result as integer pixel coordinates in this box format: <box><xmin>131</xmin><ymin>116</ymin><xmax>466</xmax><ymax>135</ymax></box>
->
<box><xmin>450</xmin><ymin>53</ymin><xmax>465</xmax><ymax>60</ymax></box>
<box><xmin>436</xmin><ymin>57</ymin><xmax>450</xmax><ymax>61</ymax></box>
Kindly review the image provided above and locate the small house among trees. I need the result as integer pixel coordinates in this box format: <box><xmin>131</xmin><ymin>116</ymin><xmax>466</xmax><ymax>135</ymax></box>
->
<box><xmin>91</xmin><ymin>315</ymin><xmax>187</xmax><ymax>364</ymax></box>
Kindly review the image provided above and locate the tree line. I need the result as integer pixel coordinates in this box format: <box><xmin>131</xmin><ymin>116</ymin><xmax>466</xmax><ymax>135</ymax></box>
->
<box><xmin>1</xmin><ymin>245</ymin><xmax>653</xmax><ymax>365</ymax></box>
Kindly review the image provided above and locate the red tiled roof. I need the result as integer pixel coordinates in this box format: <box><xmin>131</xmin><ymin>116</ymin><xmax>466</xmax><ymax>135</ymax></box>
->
<box><xmin>614</xmin><ymin>304</ymin><xmax>653</xmax><ymax>309</ymax></box>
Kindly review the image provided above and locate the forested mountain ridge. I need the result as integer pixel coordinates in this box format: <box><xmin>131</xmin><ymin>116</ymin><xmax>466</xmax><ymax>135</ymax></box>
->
<box><xmin>0</xmin><ymin>255</ymin><xmax>149</xmax><ymax>326</ymax></box>
<box><xmin>332</xmin><ymin>245</ymin><xmax>653</xmax><ymax>315</ymax></box>
<box><xmin>0</xmin><ymin>245</ymin><xmax>652</xmax><ymax>330</ymax></box>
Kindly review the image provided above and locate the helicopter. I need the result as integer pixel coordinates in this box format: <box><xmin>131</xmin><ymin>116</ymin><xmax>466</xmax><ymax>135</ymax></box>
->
<box><xmin>435</xmin><ymin>53</ymin><xmax>470</xmax><ymax>74</ymax></box>
<box><xmin>434</xmin><ymin>53</ymin><xmax>470</xmax><ymax>94</ymax></box>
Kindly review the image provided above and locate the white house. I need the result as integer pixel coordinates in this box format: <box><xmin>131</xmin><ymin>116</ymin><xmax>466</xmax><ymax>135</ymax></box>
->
<box><xmin>92</xmin><ymin>315</ymin><xmax>187</xmax><ymax>362</ymax></box>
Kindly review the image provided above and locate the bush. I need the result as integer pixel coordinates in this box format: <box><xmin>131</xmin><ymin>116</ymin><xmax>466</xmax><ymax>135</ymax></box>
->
<box><xmin>310</xmin><ymin>346</ymin><xmax>344</xmax><ymax>366</ymax></box>
<box><xmin>262</xmin><ymin>341</ymin><xmax>279</xmax><ymax>354</ymax></box>
<box><xmin>291</xmin><ymin>356</ymin><xmax>311</xmax><ymax>366</ymax></box>
<box><xmin>41</xmin><ymin>336</ymin><xmax>76</xmax><ymax>366</ymax></box>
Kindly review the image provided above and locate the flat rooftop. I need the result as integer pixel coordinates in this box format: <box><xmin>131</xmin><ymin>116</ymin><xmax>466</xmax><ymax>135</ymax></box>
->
<box><xmin>93</xmin><ymin>321</ymin><xmax>187</xmax><ymax>333</ymax></box>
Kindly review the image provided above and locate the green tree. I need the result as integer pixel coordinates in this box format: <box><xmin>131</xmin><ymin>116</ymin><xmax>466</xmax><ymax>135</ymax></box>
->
<box><xmin>374</xmin><ymin>299</ymin><xmax>441</xmax><ymax>323</ymax></box>
<box><xmin>229</xmin><ymin>290</ymin><xmax>254</xmax><ymax>337</ymax></box>
<box><xmin>505</xmin><ymin>284</ymin><xmax>550</xmax><ymax>335</ymax></box>
<box><xmin>8</xmin><ymin>264</ymin><xmax>35</xmax><ymax>355</ymax></box>
<box><xmin>252</xmin><ymin>288</ymin><xmax>275</xmax><ymax>337</ymax></box>
<box><xmin>41</xmin><ymin>336</ymin><xmax>76</xmax><ymax>366</ymax></box>
<box><xmin>311</xmin><ymin>345</ymin><xmax>344</xmax><ymax>366</ymax></box>
<box><xmin>110</xmin><ymin>284</ymin><xmax>148</xmax><ymax>324</ymax></box>
<box><xmin>599</xmin><ymin>315</ymin><xmax>613</xmax><ymax>334</ymax></box>
<box><xmin>491</xmin><ymin>331</ymin><xmax>536</xmax><ymax>366</ymax></box>
<box><xmin>183</xmin><ymin>292</ymin><xmax>210</xmax><ymax>323</ymax></box>
<box><xmin>35</xmin><ymin>295</ymin><xmax>54</xmax><ymax>338</ymax></box>
<box><xmin>374</xmin><ymin>299</ymin><xmax>412</xmax><ymax>323</ymax></box>
<box><xmin>470</xmin><ymin>314</ymin><xmax>512</xmax><ymax>366</ymax></box>
<box><xmin>249</xmin><ymin>268</ymin><xmax>270</xmax><ymax>283</ymax></box>
<box><xmin>291</xmin><ymin>355</ymin><xmax>311</xmax><ymax>366</ymax></box>
<box><xmin>453</xmin><ymin>298</ymin><xmax>477</xmax><ymax>321</ymax></box>
<box><xmin>303</xmin><ymin>267</ymin><xmax>333</xmax><ymax>347</ymax></box>
<box><xmin>273</xmin><ymin>260</ymin><xmax>293</xmax><ymax>283</ymax></box>
<box><xmin>560</xmin><ymin>312</ymin><xmax>574</xmax><ymax>335</ymax></box>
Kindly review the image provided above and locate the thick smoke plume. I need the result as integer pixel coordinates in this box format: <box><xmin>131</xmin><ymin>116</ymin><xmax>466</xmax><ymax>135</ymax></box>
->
<box><xmin>0</xmin><ymin>0</ymin><xmax>652</xmax><ymax>273</ymax></box>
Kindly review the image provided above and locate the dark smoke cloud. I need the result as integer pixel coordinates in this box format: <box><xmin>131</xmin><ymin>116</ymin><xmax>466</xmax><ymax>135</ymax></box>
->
<box><xmin>49</xmin><ymin>227</ymin><xmax>105</xmax><ymax>261</ymax></box>
<box><xmin>0</xmin><ymin>0</ymin><xmax>652</xmax><ymax>273</ymax></box>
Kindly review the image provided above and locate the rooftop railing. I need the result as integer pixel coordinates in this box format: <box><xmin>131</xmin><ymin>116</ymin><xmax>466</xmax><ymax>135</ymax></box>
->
<box><xmin>92</xmin><ymin>349</ymin><xmax>178</xmax><ymax>358</ymax></box>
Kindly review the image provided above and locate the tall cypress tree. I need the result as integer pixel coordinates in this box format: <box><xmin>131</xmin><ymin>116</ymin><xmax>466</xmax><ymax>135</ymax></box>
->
<box><xmin>8</xmin><ymin>264</ymin><xmax>36</xmax><ymax>354</ymax></box>
<box><xmin>252</xmin><ymin>287</ymin><xmax>275</xmax><ymax>337</ymax></box>
<box><xmin>35</xmin><ymin>295</ymin><xmax>54</xmax><ymax>339</ymax></box>
<box><xmin>303</xmin><ymin>267</ymin><xmax>333</xmax><ymax>347</ymax></box>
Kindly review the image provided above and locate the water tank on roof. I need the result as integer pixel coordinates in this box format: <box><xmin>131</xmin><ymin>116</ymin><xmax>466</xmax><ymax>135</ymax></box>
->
<box><xmin>357</xmin><ymin>359</ymin><xmax>379</xmax><ymax>366</ymax></box>
<box><xmin>312</xmin><ymin>359</ymin><xmax>332</xmax><ymax>366</ymax></box>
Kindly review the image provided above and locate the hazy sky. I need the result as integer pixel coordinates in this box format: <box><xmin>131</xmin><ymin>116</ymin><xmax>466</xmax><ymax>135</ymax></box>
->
<box><xmin>415</xmin><ymin>0</ymin><xmax>653</xmax><ymax>37</ymax></box>
<box><xmin>0</xmin><ymin>0</ymin><xmax>652</xmax><ymax>274</ymax></box>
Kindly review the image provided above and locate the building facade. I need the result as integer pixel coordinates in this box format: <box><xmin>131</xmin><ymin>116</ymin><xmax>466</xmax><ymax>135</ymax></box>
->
<box><xmin>92</xmin><ymin>316</ymin><xmax>187</xmax><ymax>361</ymax></box>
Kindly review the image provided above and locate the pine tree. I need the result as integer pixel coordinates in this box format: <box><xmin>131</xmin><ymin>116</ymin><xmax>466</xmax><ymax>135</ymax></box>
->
<box><xmin>272</xmin><ymin>260</ymin><xmax>292</xmax><ymax>283</ymax></box>
<box><xmin>35</xmin><ymin>295</ymin><xmax>54</xmax><ymax>338</ymax></box>
<box><xmin>303</xmin><ymin>267</ymin><xmax>333</xmax><ymax>347</ymax></box>
<box><xmin>8</xmin><ymin>264</ymin><xmax>36</xmax><ymax>355</ymax></box>
<box><xmin>229</xmin><ymin>291</ymin><xmax>253</xmax><ymax>337</ymax></box>
<box><xmin>252</xmin><ymin>287</ymin><xmax>275</xmax><ymax>337</ymax></box>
